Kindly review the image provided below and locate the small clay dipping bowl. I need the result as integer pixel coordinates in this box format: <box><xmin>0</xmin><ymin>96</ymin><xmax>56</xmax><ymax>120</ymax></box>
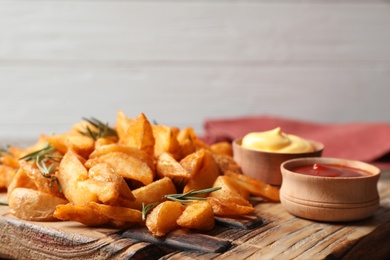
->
<box><xmin>280</xmin><ymin>157</ymin><xmax>381</xmax><ymax>222</ymax></box>
<box><xmin>232</xmin><ymin>138</ymin><xmax>323</xmax><ymax>185</ymax></box>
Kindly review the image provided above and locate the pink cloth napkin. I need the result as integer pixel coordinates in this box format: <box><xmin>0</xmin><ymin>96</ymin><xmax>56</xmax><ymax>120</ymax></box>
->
<box><xmin>202</xmin><ymin>115</ymin><xmax>390</xmax><ymax>170</ymax></box>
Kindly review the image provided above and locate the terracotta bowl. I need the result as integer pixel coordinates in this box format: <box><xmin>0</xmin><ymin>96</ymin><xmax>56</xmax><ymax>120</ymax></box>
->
<box><xmin>280</xmin><ymin>157</ymin><xmax>381</xmax><ymax>222</ymax></box>
<box><xmin>232</xmin><ymin>138</ymin><xmax>323</xmax><ymax>185</ymax></box>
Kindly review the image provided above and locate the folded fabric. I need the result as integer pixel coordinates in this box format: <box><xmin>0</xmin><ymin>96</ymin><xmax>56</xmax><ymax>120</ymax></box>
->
<box><xmin>202</xmin><ymin>115</ymin><xmax>390</xmax><ymax>170</ymax></box>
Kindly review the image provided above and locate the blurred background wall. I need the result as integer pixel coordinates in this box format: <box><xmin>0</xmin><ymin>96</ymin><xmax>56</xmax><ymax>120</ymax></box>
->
<box><xmin>0</xmin><ymin>0</ymin><xmax>389</xmax><ymax>142</ymax></box>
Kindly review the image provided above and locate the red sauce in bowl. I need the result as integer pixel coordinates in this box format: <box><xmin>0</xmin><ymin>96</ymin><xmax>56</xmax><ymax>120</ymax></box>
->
<box><xmin>292</xmin><ymin>163</ymin><xmax>369</xmax><ymax>177</ymax></box>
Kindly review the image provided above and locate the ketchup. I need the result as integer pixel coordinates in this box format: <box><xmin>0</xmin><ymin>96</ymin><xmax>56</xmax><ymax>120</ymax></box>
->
<box><xmin>292</xmin><ymin>163</ymin><xmax>368</xmax><ymax>177</ymax></box>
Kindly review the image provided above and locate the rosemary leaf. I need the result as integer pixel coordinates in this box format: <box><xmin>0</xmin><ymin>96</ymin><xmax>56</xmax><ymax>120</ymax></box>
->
<box><xmin>86</xmin><ymin>126</ymin><xmax>97</xmax><ymax>140</ymax></box>
<box><xmin>19</xmin><ymin>143</ymin><xmax>55</xmax><ymax>162</ymax></box>
<box><xmin>80</xmin><ymin>117</ymin><xmax>118</xmax><ymax>140</ymax></box>
<box><xmin>164</xmin><ymin>187</ymin><xmax>221</xmax><ymax>203</ymax></box>
<box><xmin>142</xmin><ymin>202</ymin><xmax>159</xmax><ymax>221</ymax></box>
<box><xmin>18</xmin><ymin>143</ymin><xmax>62</xmax><ymax>193</ymax></box>
<box><xmin>36</xmin><ymin>160</ymin><xmax>56</xmax><ymax>176</ymax></box>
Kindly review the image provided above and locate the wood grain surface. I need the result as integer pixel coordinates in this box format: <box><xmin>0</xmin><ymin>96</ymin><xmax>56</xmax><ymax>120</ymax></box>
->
<box><xmin>1</xmin><ymin>173</ymin><xmax>389</xmax><ymax>259</ymax></box>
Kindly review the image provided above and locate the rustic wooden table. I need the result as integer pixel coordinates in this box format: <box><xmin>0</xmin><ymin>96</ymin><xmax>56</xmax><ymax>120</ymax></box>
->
<box><xmin>0</xmin><ymin>172</ymin><xmax>389</xmax><ymax>260</ymax></box>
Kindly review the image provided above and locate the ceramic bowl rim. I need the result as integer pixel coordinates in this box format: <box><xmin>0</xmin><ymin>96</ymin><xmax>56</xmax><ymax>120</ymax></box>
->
<box><xmin>280</xmin><ymin>157</ymin><xmax>381</xmax><ymax>180</ymax></box>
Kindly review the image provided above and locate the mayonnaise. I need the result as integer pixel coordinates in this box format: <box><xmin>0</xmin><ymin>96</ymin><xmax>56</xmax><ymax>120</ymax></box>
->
<box><xmin>241</xmin><ymin>127</ymin><xmax>314</xmax><ymax>153</ymax></box>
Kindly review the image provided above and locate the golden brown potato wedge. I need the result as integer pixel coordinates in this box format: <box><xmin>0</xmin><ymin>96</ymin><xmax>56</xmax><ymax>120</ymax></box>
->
<box><xmin>126</xmin><ymin>177</ymin><xmax>177</xmax><ymax>210</ymax></box>
<box><xmin>94</xmin><ymin>137</ymin><xmax>118</xmax><ymax>149</ymax></box>
<box><xmin>176</xmin><ymin>201</ymin><xmax>215</xmax><ymax>231</ymax></box>
<box><xmin>212</xmin><ymin>153</ymin><xmax>242</xmax><ymax>175</ymax></box>
<box><xmin>152</xmin><ymin>125</ymin><xmax>180</xmax><ymax>159</ymax></box>
<box><xmin>176</xmin><ymin>128</ymin><xmax>197</xmax><ymax>159</ymax></box>
<box><xmin>0</xmin><ymin>151</ymin><xmax>20</xmax><ymax>169</ymax></box>
<box><xmin>156</xmin><ymin>152</ymin><xmax>191</xmax><ymax>181</ymax></box>
<box><xmin>207</xmin><ymin>197</ymin><xmax>255</xmax><ymax>216</ymax></box>
<box><xmin>88</xmin><ymin>143</ymin><xmax>155</xmax><ymax>172</ymax></box>
<box><xmin>207</xmin><ymin>175</ymin><xmax>254</xmax><ymax>216</ymax></box>
<box><xmin>88</xmin><ymin>162</ymin><xmax>135</xmax><ymax>202</ymax></box>
<box><xmin>115</xmin><ymin>110</ymin><xmax>134</xmax><ymax>139</ymax></box>
<box><xmin>47</xmin><ymin>134</ymin><xmax>95</xmax><ymax>159</ymax></box>
<box><xmin>86</xmin><ymin>201</ymin><xmax>142</xmax><ymax>223</ymax></box>
<box><xmin>183</xmin><ymin>149</ymin><xmax>220</xmax><ymax>195</ymax></box>
<box><xmin>146</xmin><ymin>201</ymin><xmax>184</xmax><ymax>237</ymax></box>
<box><xmin>85</xmin><ymin>151</ymin><xmax>154</xmax><ymax>186</ymax></box>
<box><xmin>119</xmin><ymin>112</ymin><xmax>155</xmax><ymax>157</ymax></box>
<box><xmin>19</xmin><ymin>161</ymin><xmax>63</xmax><ymax>198</ymax></box>
<box><xmin>210</xmin><ymin>175</ymin><xmax>250</xmax><ymax>202</ymax></box>
<box><xmin>179</xmin><ymin>149</ymin><xmax>205</xmax><ymax>178</ymax></box>
<box><xmin>177</xmin><ymin>127</ymin><xmax>209</xmax><ymax>150</ymax></box>
<box><xmin>0</xmin><ymin>164</ymin><xmax>17</xmax><ymax>189</ymax></box>
<box><xmin>57</xmin><ymin>151</ymin><xmax>89</xmax><ymax>204</ymax></box>
<box><xmin>7</xmin><ymin>169</ymin><xmax>37</xmax><ymax>198</ymax></box>
<box><xmin>76</xmin><ymin>179</ymin><xmax>120</xmax><ymax>205</ymax></box>
<box><xmin>176</xmin><ymin>139</ymin><xmax>196</xmax><ymax>161</ymax></box>
<box><xmin>224</xmin><ymin>171</ymin><xmax>280</xmax><ymax>202</ymax></box>
<box><xmin>54</xmin><ymin>203</ymin><xmax>110</xmax><ymax>226</ymax></box>
<box><xmin>58</xmin><ymin>151</ymin><xmax>122</xmax><ymax>205</ymax></box>
<box><xmin>210</xmin><ymin>142</ymin><xmax>233</xmax><ymax>157</ymax></box>
<box><xmin>177</xmin><ymin>127</ymin><xmax>197</xmax><ymax>146</ymax></box>
<box><xmin>9</xmin><ymin>188</ymin><xmax>68</xmax><ymax>221</ymax></box>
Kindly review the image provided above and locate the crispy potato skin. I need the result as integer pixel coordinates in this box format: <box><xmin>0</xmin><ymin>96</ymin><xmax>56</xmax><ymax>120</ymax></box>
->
<box><xmin>207</xmin><ymin>197</ymin><xmax>255</xmax><ymax>216</ymax></box>
<box><xmin>9</xmin><ymin>188</ymin><xmax>68</xmax><ymax>221</ymax></box>
<box><xmin>7</xmin><ymin>169</ymin><xmax>38</xmax><ymax>198</ymax></box>
<box><xmin>210</xmin><ymin>142</ymin><xmax>233</xmax><ymax>157</ymax></box>
<box><xmin>54</xmin><ymin>203</ymin><xmax>110</xmax><ymax>226</ymax></box>
<box><xmin>58</xmin><ymin>151</ymin><xmax>123</xmax><ymax>206</ymax></box>
<box><xmin>126</xmin><ymin>177</ymin><xmax>177</xmax><ymax>210</ymax></box>
<box><xmin>208</xmin><ymin>175</ymin><xmax>255</xmax><ymax>216</ymax></box>
<box><xmin>152</xmin><ymin>125</ymin><xmax>180</xmax><ymax>159</ymax></box>
<box><xmin>88</xmin><ymin>144</ymin><xmax>155</xmax><ymax>172</ymax></box>
<box><xmin>19</xmin><ymin>161</ymin><xmax>63</xmax><ymax>198</ymax></box>
<box><xmin>86</xmin><ymin>202</ymin><xmax>142</xmax><ymax>223</ymax></box>
<box><xmin>225</xmin><ymin>171</ymin><xmax>280</xmax><ymax>202</ymax></box>
<box><xmin>0</xmin><ymin>165</ymin><xmax>17</xmax><ymax>189</ymax></box>
<box><xmin>177</xmin><ymin>201</ymin><xmax>215</xmax><ymax>231</ymax></box>
<box><xmin>156</xmin><ymin>152</ymin><xmax>191</xmax><ymax>180</ymax></box>
<box><xmin>86</xmin><ymin>151</ymin><xmax>154</xmax><ymax>186</ymax></box>
<box><xmin>146</xmin><ymin>201</ymin><xmax>184</xmax><ymax>237</ymax></box>
<box><xmin>47</xmin><ymin>134</ymin><xmax>95</xmax><ymax>159</ymax></box>
<box><xmin>119</xmin><ymin>113</ymin><xmax>155</xmax><ymax>157</ymax></box>
<box><xmin>183</xmin><ymin>149</ymin><xmax>220</xmax><ymax>195</ymax></box>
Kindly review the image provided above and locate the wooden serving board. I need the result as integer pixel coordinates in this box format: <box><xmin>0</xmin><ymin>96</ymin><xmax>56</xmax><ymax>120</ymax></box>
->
<box><xmin>1</xmin><ymin>173</ymin><xmax>390</xmax><ymax>260</ymax></box>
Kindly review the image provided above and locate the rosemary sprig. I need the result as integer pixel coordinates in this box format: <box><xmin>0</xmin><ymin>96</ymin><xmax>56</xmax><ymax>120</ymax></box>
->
<box><xmin>36</xmin><ymin>159</ymin><xmax>62</xmax><ymax>192</ymax></box>
<box><xmin>19</xmin><ymin>143</ymin><xmax>62</xmax><ymax>192</ymax></box>
<box><xmin>79</xmin><ymin>117</ymin><xmax>118</xmax><ymax>140</ymax></box>
<box><xmin>141</xmin><ymin>187</ymin><xmax>221</xmax><ymax>220</ymax></box>
<box><xmin>142</xmin><ymin>202</ymin><xmax>159</xmax><ymax>221</ymax></box>
<box><xmin>165</xmin><ymin>187</ymin><xmax>221</xmax><ymax>203</ymax></box>
<box><xmin>19</xmin><ymin>143</ymin><xmax>56</xmax><ymax>162</ymax></box>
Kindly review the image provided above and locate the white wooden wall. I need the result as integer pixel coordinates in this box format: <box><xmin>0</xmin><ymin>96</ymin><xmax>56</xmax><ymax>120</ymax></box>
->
<box><xmin>0</xmin><ymin>1</ymin><xmax>389</xmax><ymax>142</ymax></box>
